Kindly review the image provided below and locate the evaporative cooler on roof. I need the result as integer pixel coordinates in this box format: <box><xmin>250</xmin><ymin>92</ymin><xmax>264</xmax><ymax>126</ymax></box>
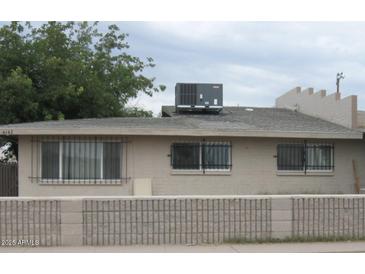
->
<box><xmin>175</xmin><ymin>83</ymin><xmax>223</xmax><ymax>113</ymax></box>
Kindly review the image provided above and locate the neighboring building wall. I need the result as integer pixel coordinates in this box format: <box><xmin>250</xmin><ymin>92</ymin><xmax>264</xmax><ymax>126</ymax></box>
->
<box><xmin>18</xmin><ymin>135</ymin><xmax>365</xmax><ymax>196</ymax></box>
<box><xmin>276</xmin><ymin>87</ymin><xmax>358</xmax><ymax>128</ymax></box>
<box><xmin>357</xmin><ymin>110</ymin><xmax>365</xmax><ymax>129</ymax></box>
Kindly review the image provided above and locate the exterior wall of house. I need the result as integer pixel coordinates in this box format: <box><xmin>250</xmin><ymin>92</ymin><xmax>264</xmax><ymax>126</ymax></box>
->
<box><xmin>276</xmin><ymin>87</ymin><xmax>358</xmax><ymax>128</ymax></box>
<box><xmin>18</xmin><ymin>135</ymin><xmax>365</xmax><ymax>196</ymax></box>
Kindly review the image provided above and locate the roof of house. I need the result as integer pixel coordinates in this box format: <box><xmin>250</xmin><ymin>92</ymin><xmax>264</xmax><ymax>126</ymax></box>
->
<box><xmin>0</xmin><ymin>106</ymin><xmax>362</xmax><ymax>139</ymax></box>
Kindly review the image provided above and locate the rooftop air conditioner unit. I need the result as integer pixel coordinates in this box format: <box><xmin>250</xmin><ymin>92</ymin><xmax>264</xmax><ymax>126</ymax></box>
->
<box><xmin>175</xmin><ymin>83</ymin><xmax>223</xmax><ymax>113</ymax></box>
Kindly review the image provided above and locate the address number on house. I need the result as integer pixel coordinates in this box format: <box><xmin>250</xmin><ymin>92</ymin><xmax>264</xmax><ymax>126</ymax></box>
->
<box><xmin>2</xmin><ymin>129</ymin><xmax>13</xmax><ymax>135</ymax></box>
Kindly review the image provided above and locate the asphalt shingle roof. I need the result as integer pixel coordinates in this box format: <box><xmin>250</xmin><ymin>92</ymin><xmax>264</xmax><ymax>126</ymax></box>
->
<box><xmin>161</xmin><ymin>106</ymin><xmax>359</xmax><ymax>134</ymax></box>
<box><xmin>0</xmin><ymin>106</ymin><xmax>362</xmax><ymax>138</ymax></box>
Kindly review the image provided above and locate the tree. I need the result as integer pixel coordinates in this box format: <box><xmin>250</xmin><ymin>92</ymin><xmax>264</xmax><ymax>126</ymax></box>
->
<box><xmin>0</xmin><ymin>21</ymin><xmax>165</xmax><ymax>161</ymax></box>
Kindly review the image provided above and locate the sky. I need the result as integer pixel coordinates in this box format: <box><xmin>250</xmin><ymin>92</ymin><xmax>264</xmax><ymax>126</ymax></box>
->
<box><xmin>104</xmin><ymin>22</ymin><xmax>365</xmax><ymax>115</ymax></box>
<box><xmin>2</xmin><ymin>21</ymin><xmax>365</xmax><ymax>115</ymax></box>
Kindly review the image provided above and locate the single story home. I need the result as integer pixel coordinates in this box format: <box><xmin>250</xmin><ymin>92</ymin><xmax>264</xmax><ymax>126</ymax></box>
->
<box><xmin>1</xmin><ymin>83</ymin><xmax>365</xmax><ymax>196</ymax></box>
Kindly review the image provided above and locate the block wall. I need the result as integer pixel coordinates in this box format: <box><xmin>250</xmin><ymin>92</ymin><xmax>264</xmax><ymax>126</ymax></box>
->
<box><xmin>276</xmin><ymin>87</ymin><xmax>357</xmax><ymax>128</ymax></box>
<box><xmin>1</xmin><ymin>195</ymin><xmax>365</xmax><ymax>247</ymax></box>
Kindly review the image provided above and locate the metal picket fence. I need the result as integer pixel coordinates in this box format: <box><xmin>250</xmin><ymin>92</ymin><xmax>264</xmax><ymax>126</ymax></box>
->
<box><xmin>292</xmin><ymin>197</ymin><xmax>365</xmax><ymax>239</ymax></box>
<box><xmin>0</xmin><ymin>200</ymin><xmax>61</xmax><ymax>246</ymax></box>
<box><xmin>0</xmin><ymin>163</ymin><xmax>18</xmax><ymax>196</ymax></box>
<box><xmin>82</xmin><ymin>198</ymin><xmax>272</xmax><ymax>245</ymax></box>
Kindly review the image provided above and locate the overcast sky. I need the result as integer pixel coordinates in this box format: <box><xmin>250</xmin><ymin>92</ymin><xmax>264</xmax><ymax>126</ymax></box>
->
<box><xmin>3</xmin><ymin>22</ymin><xmax>365</xmax><ymax>115</ymax></box>
<box><xmin>106</xmin><ymin>22</ymin><xmax>365</xmax><ymax>115</ymax></box>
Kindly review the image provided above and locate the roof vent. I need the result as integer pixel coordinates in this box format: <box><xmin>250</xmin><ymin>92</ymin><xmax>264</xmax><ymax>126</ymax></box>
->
<box><xmin>175</xmin><ymin>83</ymin><xmax>223</xmax><ymax>113</ymax></box>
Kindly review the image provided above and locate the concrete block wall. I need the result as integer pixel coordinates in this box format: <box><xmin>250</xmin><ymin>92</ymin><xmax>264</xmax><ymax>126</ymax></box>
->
<box><xmin>276</xmin><ymin>87</ymin><xmax>357</xmax><ymax>128</ymax></box>
<box><xmin>1</xmin><ymin>195</ymin><xmax>365</xmax><ymax>247</ymax></box>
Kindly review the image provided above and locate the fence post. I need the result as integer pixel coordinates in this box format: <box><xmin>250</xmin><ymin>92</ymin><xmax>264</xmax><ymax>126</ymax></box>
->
<box><xmin>60</xmin><ymin>199</ymin><xmax>83</xmax><ymax>246</ymax></box>
<box><xmin>271</xmin><ymin>197</ymin><xmax>292</xmax><ymax>239</ymax></box>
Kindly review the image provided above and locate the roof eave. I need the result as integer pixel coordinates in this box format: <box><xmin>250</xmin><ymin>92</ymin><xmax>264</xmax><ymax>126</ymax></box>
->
<box><xmin>0</xmin><ymin>127</ymin><xmax>362</xmax><ymax>139</ymax></box>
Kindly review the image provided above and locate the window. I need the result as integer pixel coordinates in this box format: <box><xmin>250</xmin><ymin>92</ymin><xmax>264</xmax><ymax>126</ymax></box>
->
<box><xmin>103</xmin><ymin>142</ymin><xmax>122</xmax><ymax>179</ymax></box>
<box><xmin>41</xmin><ymin>142</ymin><xmax>60</xmax><ymax>179</ymax></box>
<box><xmin>277</xmin><ymin>143</ymin><xmax>334</xmax><ymax>172</ymax></box>
<box><xmin>202</xmin><ymin>143</ymin><xmax>231</xmax><ymax>170</ymax></box>
<box><xmin>306</xmin><ymin>144</ymin><xmax>334</xmax><ymax>171</ymax></box>
<box><xmin>41</xmin><ymin>141</ymin><xmax>122</xmax><ymax>180</ymax></box>
<box><xmin>172</xmin><ymin>143</ymin><xmax>200</xmax><ymax>170</ymax></box>
<box><xmin>62</xmin><ymin>141</ymin><xmax>102</xmax><ymax>179</ymax></box>
<box><xmin>277</xmin><ymin>144</ymin><xmax>304</xmax><ymax>171</ymax></box>
<box><xmin>171</xmin><ymin>142</ymin><xmax>231</xmax><ymax>171</ymax></box>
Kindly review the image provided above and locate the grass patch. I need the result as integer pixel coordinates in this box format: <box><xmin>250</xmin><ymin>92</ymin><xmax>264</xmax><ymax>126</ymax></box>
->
<box><xmin>224</xmin><ymin>236</ymin><xmax>365</xmax><ymax>244</ymax></box>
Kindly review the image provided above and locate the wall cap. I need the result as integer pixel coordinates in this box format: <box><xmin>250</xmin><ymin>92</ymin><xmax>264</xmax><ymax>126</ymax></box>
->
<box><xmin>1</xmin><ymin>194</ymin><xmax>365</xmax><ymax>201</ymax></box>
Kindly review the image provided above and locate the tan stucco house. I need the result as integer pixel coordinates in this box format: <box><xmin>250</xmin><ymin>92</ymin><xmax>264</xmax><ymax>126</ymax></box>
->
<box><xmin>1</xmin><ymin>84</ymin><xmax>365</xmax><ymax>196</ymax></box>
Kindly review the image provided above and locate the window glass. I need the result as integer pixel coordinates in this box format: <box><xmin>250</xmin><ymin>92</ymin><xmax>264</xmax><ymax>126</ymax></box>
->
<box><xmin>203</xmin><ymin>143</ymin><xmax>230</xmax><ymax>170</ymax></box>
<box><xmin>41</xmin><ymin>140</ymin><xmax>123</xmax><ymax>181</ymax></box>
<box><xmin>103</xmin><ymin>142</ymin><xmax>122</xmax><ymax>179</ymax></box>
<box><xmin>277</xmin><ymin>144</ymin><xmax>304</xmax><ymax>171</ymax></box>
<box><xmin>41</xmin><ymin>142</ymin><xmax>59</xmax><ymax>179</ymax></box>
<box><xmin>172</xmin><ymin>143</ymin><xmax>200</xmax><ymax>170</ymax></box>
<box><xmin>306</xmin><ymin>144</ymin><xmax>333</xmax><ymax>170</ymax></box>
<box><xmin>277</xmin><ymin>143</ymin><xmax>334</xmax><ymax>171</ymax></box>
<box><xmin>62</xmin><ymin>141</ymin><xmax>102</xmax><ymax>179</ymax></box>
<box><xmin>171</xmin><ymin>142</ymin><xmax>231</xmax><ymax>170</ymax></box>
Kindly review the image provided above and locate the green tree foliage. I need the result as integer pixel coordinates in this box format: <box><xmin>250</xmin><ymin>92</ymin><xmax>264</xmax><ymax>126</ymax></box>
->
<box><xmin>0</xmin><ymin>21</ymin><xmax>165</xmax><ymax>161</ymax></box>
